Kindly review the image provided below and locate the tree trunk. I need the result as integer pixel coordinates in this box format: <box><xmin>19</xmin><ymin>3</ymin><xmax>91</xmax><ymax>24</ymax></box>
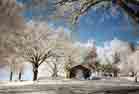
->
<box><xmin>51</xmin><ymin>64</ymin><xmax>58</xmax><ymax>78</ymax></box>
<box><xmin>18</xmin><ymin>71</ymin><xmax>22</xmax><ymax>81</ymax></box>
<box><xmin>135</xmin><ymin>76</ymin><xmax>137</xmax><ymax>83</ymax></box>
<box><xmin>135</xmin><ymin>72</ymin><xmax>138</xmax><ymax>83</ymax></box>
<box><xmin>120</xmin><ymin>0</ymin><xmax>139</xmax><ymax>23</ymax></box>
<box><xmin>113</xmin><ymin>71</ymin><xmax>118</xmax><ymax>77</ymax></box>
<box><xmin>52</xmin><ymin>72</ymin><xmax>58</xmax><ymax>78</ymax></box>
<box><xmin>10</xmin><ymin>71</ymin><xmax>13</xmax><ymax>81</ymax></box>
<box><xmin>65</xmin><ymin>70</ymin><xmax>70</xmax><ymax>79</ymax></box>
<box><xmin>131</xmin><ymin>72</ymin><xmax>135</xmax><ymax>77</ymax></box>
<box><xmin>33</xmin><ymin>68</ymin><xmax>38</xmax><ymax>81</ymax></box>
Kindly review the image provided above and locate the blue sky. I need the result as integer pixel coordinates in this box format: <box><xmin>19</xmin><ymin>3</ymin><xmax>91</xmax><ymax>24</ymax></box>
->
<box><xmin>17</xmin><ymin>0</ymin><xmax>139</xmax><ymax>46</ymax></box>
<box><xmin>76</xmin><ymin>6</ymin><xmax>139</xmax><ymax>45</ymax></box>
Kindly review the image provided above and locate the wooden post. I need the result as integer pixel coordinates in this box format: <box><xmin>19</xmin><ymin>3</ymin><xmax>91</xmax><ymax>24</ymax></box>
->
<box><xmin>10</xmin><ymin>71</ymin><xmax>13</xmax><ymax>81</ymax></box>
<box><xmin>19</xmin><ymin>71</ymin><xmax>22</xmax><ymax>81</ymax></box>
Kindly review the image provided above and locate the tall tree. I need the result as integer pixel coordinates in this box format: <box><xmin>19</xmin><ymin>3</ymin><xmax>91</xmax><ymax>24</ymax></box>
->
<box><xmin>1</xmin><ymin>22</ymin><xmax>56</xmax><ymax>81</ymax></box>
<box><xmin>83</xmin><ymin>43</ymin><xmax>97</xmax><ymax>71</ymax></box>
<box><xmin>126</xmin><ymin>50</ymin><xmax>139</xmax><ymax>82</ymax></box>
<box><xmin>0</xmin><ymin>0</ymin><xmax>25</xmax><ymax>81</ymax></box>
<box><xmin>36</xmin><ymin>27</ymin><xmax>82</xmax><ymax>79</ymax></box>
<box><xmin>48</xmin><ymin>28</ymin><xmax>81</xmax><ymax>79</ymax></box>
<box><xmin>112</xmin><ymin>52</ymin><xmax>120</xmax><ymax>77</ymax></box>
<box><xmin>21</xmin><ymin>23</ymin><xmax>55</xmax><ymax>81</ymax></box>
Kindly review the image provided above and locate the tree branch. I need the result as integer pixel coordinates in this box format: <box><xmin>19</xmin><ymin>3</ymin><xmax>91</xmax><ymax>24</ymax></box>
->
<box><xmin>73</xmin><ymin>0</ymin><xmax>110</xmax><ymax>24</ymax></box>
<box><xmin>126</xmin><ymin>0</ymin><xmax>139</xmax><ymax>5</ymax></box>
<box><xmin>57</xmin><ymin>0</ymin><xmax>79</xmax><ymax>5</ymax></box>
<box><xmin>47</xmin><ymin>61</ymin><xmax>54</xmax><ymax>71</ymax></box>
<box><xmin>119</xmin><ymin>0</ymin><xmax>139</xmax><ymax>23</ymax></box>
<box><xmin>38</xmin><ymin>50</ymin><xmax>52</xmax><ymax>66</ymax></box>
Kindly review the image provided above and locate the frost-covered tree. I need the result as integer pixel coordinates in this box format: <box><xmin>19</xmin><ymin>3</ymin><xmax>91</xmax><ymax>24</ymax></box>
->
<box><xmin>126</xmin><ymin>50</ymin><xmax>139</xmax><ymax>82</ymax></box>
<box><xmin>83</xmin><ymin>44</ymin><xmax>97</xmax><ymax>70</ymax></box>
<box><xmin>112</xmin><ymin>52</ymin><xmax>120</xmax><ymax>77</ymax></box>
<box><xmin>0</xmin><ymin>22</ymin><xmax>57</xmax><ymax>81</ymax></box>
<box><xmin>56</xmin><ymin>0</ymin><xmax>139</xmax><ymax>24</ymax></box>
<box><xmin>19</xmin><ymin>22</ymin><xmax>57</xmax><ymax>81</ymax></box>
<box><xmin>0</xmin><ymin>30</ymin><xmax>25</xmax><ymax>81</ymax></box>
<box><xmin>0</xmin><ymin>0</ymin><xmax>25</xmax><ymax>81</ymax></box>
<box><xmin>19</xmin><ymin>0</ymin><xmax>139</xmax><ymax>25</ymax></box>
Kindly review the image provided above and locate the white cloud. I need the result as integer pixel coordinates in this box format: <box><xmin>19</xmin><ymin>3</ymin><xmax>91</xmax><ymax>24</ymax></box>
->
<box><xmin>96</xmin><ymin>38</ymin><xmax>133</xmax><ymax>64</ymax></box>
<box><xmin>74</xmin><ymin>39</ymin><xmax>95</xmax><ymax>48</ymax></box>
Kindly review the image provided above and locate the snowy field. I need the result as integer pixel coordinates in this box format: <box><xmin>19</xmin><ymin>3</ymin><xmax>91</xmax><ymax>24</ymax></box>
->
<box><xmin>0</xmin><ymin>79</ymin><xmax>139</xmax><ymax>94</ymax></box>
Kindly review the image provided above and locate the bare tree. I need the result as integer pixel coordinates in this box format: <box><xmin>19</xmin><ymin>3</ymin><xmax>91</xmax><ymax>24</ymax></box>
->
<box><xmin>46</xmin><ymin>56</ymin><xmax>60</xmax><ymax>78</ymax></box>
<box><xmin>20</xmin><ymin>22</ymin><xmax>56</xmax><ymax>81</ymax></box>
<box><xmin>39</xmin><ymin>27</ymin><xmax>81</xmax><ymax>79</ymax></box>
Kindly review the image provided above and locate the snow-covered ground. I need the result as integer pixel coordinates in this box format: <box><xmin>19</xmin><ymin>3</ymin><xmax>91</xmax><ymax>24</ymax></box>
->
<box><xmin>0</xmin><ymin>77</ymin><xmax>137</xmax><ymax>87</ymax></box>
<box><xmin>0</xmin><ymin>79</ymin><xmax>139</xmax><ymax>94</ymax></box>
